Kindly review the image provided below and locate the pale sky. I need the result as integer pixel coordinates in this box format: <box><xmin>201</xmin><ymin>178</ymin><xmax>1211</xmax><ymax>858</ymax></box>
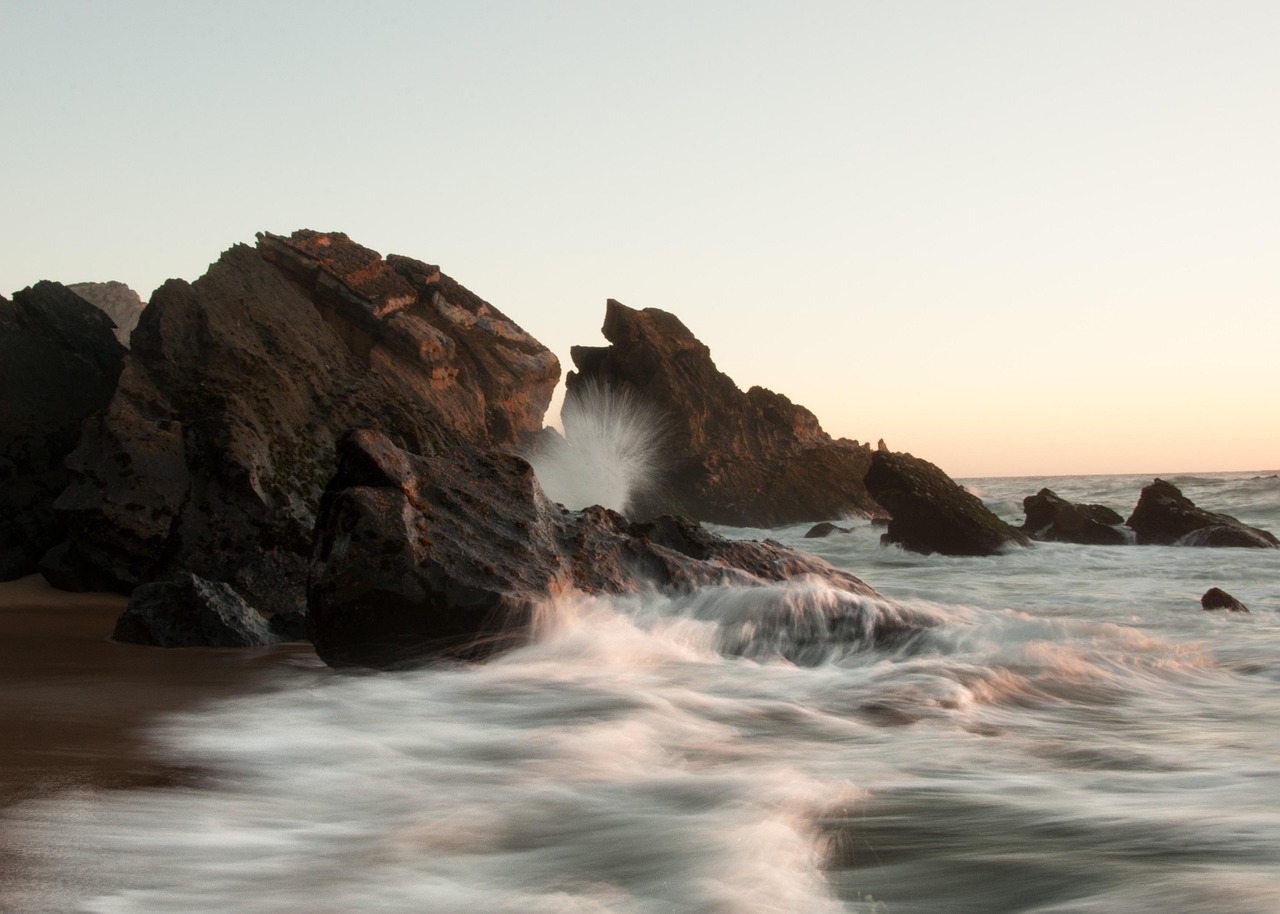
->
<box><xmin>3</xmin><ymin>1</ymin><xmax>1277</xmax><ymax>477</ymax></box>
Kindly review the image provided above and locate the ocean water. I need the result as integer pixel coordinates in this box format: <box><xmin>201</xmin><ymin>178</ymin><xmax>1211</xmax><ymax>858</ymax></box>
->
<box><xmin>6</xmin><ymin>471</ymin><xmax>1279</xmax><ymax>913</ymax></box>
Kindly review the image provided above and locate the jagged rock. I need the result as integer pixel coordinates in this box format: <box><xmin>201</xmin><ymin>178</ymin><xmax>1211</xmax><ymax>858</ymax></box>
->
<box><xmin>50</xmin><ymin>231</ymin><xmax>561</xmax><ymax>627</ymax></box>
<box><xmin>0</xmin><ymin>284</ymin><xmax>126</xmax><ymax>581</ymax></box>
<box><xmin>864</xmin><ymin>450</ymin><xmax>1031</xmax><ymax>556</ymax></box>
<box><xmin>1125</xmin><ymin>479</ymin><xmax>1278</xmax><ymax>548</ymax></box>
<box><xmin>66</xmin><ymin>281</ymin><xmax>145</xmax><ymax>346</ymax></box>
<box><xmin>113</xmin><ymin>573</ymin><xmax>276</xmax><ymax>647</ymax></box>
<box><xmin>1020</xmin><ymin>488</ymin><xmax>1128</xmax><ymax>545</ymax></box>
<box><xmin>1200</xmin><ymin>587</ymin><xmax>1249</xmax><ymax>613</ymax></box>
<box><xmin>563</xmin><ymin>299</ymin><xmax>882</xmax><ymax>526</ymax></box>
<box><xmin>307</xmin><ymin>429</ymin><xmax>920</xmax><ymax>669</ymax></box>
<box><xmin>805</xmin><ymin>522</ymin><xmax>852</xmax><ymax>538</ymax></box>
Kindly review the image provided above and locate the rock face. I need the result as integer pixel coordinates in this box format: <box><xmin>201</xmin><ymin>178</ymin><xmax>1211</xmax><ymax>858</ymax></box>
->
<box><xmin>66</xmin><ymin>281</ymin><xmax>146</xmax><ymax>346</ymax></box>
<box><xmin>50</xmin><ymin>231</ymin><xmax>561</xmax><ymax>624</ymax></box>
<box><xmin>564</xmin><ymin>299</ymin><xmax>881</xmax><ymax>527</ymax></box>
<box><xmin>1125</xmin><ymin>479</ymin><xmax>1278</xmax><ymax>548</ymax></box>
<box><xmin>1021</xmin><ymin>488</ymin><xmax>1128</xmax><ymax>546</ymax></box>
<box><xmin>307</xmin><ymin>428</ymin><xmax>916</xmax><ymax>669</ymax></box>
<box><xmin>0</xmin><ymin>284</ymin><xmax>127</xmax><ymax>581</ymax></box>
<box><xmin>113</xmin><ymin>573</ymin><xmax>278</xmax><ymax>647</ymax></box>
<box><xmin>864</xmin><ymin>450</ymin><xmax>1031</xmax><ymax>556</ymax></box>
<box><xmin>1200</xmin><ymin>587</ymin><xmax>1248</xmax><ymax>613</ymax></box>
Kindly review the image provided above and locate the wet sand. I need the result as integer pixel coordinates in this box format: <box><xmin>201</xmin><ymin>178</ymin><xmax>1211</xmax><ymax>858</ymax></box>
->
<box><xmin>0</xmin><ymin>574</ymin><xmax>318</xmax><ymax>908</ymax></box>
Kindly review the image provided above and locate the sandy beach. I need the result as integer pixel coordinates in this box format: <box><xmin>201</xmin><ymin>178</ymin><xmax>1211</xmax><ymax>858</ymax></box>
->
<box><xmin>0</xmin><ymin>574</ymin><xmax>316</xmax><ymax>908</ymax></box>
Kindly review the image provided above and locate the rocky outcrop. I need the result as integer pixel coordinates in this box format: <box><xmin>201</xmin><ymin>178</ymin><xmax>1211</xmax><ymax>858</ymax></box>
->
<box><xmin>805</xmin><ymin>522</ymin><xmax>852</xmax><ymax>539</ymax></box>
<box><xmin>564</xmin><ymin>299</ymin><xmax>881</xmax><ymax>526</ymax></box>
<box><xmin>0</xmin><ymin>284</ymin><xmax>127</xmax><ymax>581</ymax></box>
<box><xmin>113</xmin><ymin>573</ymin><xmax>280</xmax><ymax>647</ymax></box>
<box><xmin>1125</xmin><ymin>479</ymin><xmax>1278</xmax><ymax>548</ymax></box>
<box><xmin>1201</xmin><ymin>587</ymin><xmax>1249</xmax><ymax>613</ymax></box>
<box><xmin>307</xmin><ymin>429</ymin><xmax>922</xmax><ymax>669</ymax></box>
<box><xmin>1020</xmin><ymin>488</ymin><xmax>1128</xmax><ymax>545</ymax></box>
<box><xmin>49</xmin><ymin>231</ymin><xmax>561</xmax><ymax>626</ymax></box>
<box><xmin>66</xmin><ymin>281</ymin><xmax>145</xmax><ymax>346</ymax></box>
<box><xmin>864</xmin><ymin>450</ymin><xmax>1031</xmax><ymax>556</ymax></box>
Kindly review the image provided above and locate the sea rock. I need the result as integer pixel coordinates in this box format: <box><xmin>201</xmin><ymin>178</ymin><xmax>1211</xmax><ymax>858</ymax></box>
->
<box><xmin>563</xmin><ymin>299</ymin><xmax>882</xmax><ymax>526</ymax></box>
<box><xmin>113</xmin><ymin>573</ymin><xmax>277</xmax><ymax>647</ymax></box>
<box><xmin>1020</xmin><ymin>488</ymin><xmax>1128</xmax><ymax>546</ymax></box>
<box><xmin>864</xmin><ymin>449</ymin><xmax>1031</xmax><ymax>556</ymax></box>
<box><xmin>805</xmin><ymin>522</ymin><xmax>852</xmax><ymax>538</ymax></box>
<box><xmin>50</xmin><ymin>231</ymin><xmax>561</xmax><ymax>629</ymax></box>
<box><xmin>0</xmin><ymin>284</ymin><xmax>127</xmax><ymax>581</ymax></box>
<box><xmin>1125</xmin><ymin>479</ymin><xmax>1278</xmax><ymax>548</ymax></box>
<box><xmin>308</xmin><ymin>428</ymin><xmax>914</xmax><ymax>669</ymax></box>
<box><xmin>1200</xmin><ymin>587</ymin><xmax>1249</xmax><ymax>613</ymax></box>
<box><xmin>66</xmin><ymin>281</ymin><xmax>146</xmax><ymax>346</ymax></box>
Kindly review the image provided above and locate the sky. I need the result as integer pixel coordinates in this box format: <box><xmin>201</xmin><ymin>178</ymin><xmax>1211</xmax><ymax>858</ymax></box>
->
<box><xmin>3</xmin><ymin>0</ymin><xmax>1277</xmax><ymax>477</ymax></box>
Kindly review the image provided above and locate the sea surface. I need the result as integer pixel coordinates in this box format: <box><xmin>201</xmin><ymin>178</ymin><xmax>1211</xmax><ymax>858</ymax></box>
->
<box><xmin>6</xmin><ymin>471</ymin><xmax>1279</xmax><ymax>913</ymax></box>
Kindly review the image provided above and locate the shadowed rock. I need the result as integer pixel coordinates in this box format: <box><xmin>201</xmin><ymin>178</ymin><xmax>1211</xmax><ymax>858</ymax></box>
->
<box><xmin>0</xmin><ymin>284</ymin><xmax>126</xmax><ymax>581</ymax></box>
<box><xmin>565</xmin><ymin>299</ymin><xmax>882</xmax><ymax>526</ymax></box>
<box><xmin>48</xmin><ymin>231</ymin><xmax>561</xmax><ymax>631</ymax></box>
<box><xmin>864</xmin><ymin>450</ymin><xmax>1030</xmax><ymax>556</ymax></box>
<box><xmin>805</xmin><ymin>522</ymin><xmax>853</xmax><ymax>539</ymax></box>
<box><xmin>1020</xmin><ymin>488</ymin><xmax>1128</xmax><ymax>545</ymax></box>
<box><xmin>113</xmin><ymin>573</ymin><xmax>277</xmax><ymax>647</ymax></box>
<box><xmin>1200</xmin><ymin>588</ymin><xmax>1248</xmax><ymax>613</ymax></box>
<box><xmin>66</xmin><ymin>281</ymin><xmax>146</xmax><ymax>346</ymax></box>
<box><xmin>307</xmin><ymin>429</ymin><xmax>921</xmax><ymax>669</ymax></box>
<box><xmin>1126</xmin><ymin>479</ymin><xmax>1277</xmax><ymax>548</ymax></box>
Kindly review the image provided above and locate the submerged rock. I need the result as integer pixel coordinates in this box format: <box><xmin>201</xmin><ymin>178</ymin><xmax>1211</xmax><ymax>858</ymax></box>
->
<box><xmin>50</xmin><ymin>230</ymin><xmax>561</xmax><ymax>632</ymax></box>
<box><xmin>1125</xmin><ymin>479</ymin><xmax>1277</xmax><ymax>548</ymax></box>
<box><xmin>1200</xmin><ymin>587</ymin><xmax>1248</xmax><ymax>613</ymax></box>
<box><xmin>1020</xmin><ymin>488</ymin><xmax>1128</xmax><ymax>546</ymax></box>
<box><xmin>0</xmin><ymin>284</ymin><xmax>126</xmax><ymax>581</ymax></box>
<box><xmin>564</xmin><ymin>299</ymin><xmax>882</xmax><ymax>526</ymax></box>
<box><xmin>805</xmin><ymin>522</ymin><xmax>853</xmax><ymax>539</ymax></box>
<box><xmin>864</xmin><ymin>450</ymin><xmax>1030</xmax><ymax>556</ymax></box>
<box><xmin>113</xmin><ymin>573</ymin><xmax>277</xmax><ymax>647</ymax></box>
<box><xmin>307</xmin><ymin>429</ymin><xmax>913</xmax><ymax>669</ymax></box>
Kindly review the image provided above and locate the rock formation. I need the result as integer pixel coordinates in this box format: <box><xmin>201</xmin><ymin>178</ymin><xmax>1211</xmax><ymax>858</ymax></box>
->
<box><xmin>48</xmin><ymin>231</ymin><xmax>561</xmax><ymax>630</ymax></box>
<box><xmin>308</xmin><ymin>428</ymin><xmax>925</xmax><ymax>669</ymax></box>
<box><xmin>1200</xmin><ymin>587</ymin><xmax>1249</xmax><ymax>613</ymax></box>
<box><xmin>66</xmin><ymin>281</ymin><xmax>145</xmax><ymax>346</ymax></box>
<box><xmin>804</xmin><ymin>522</ymin><xmax>852</xmax><ymax>538</ymax></box>
<box><xmin>563</xmin><ymin>299</ymin><xmax>882</xmax><ymax>526</ymax></box>
<box><xmin>1020</xmin><ymin>488</ymin><xmax>1128</xmax><ymax>545</ymax></box>
<box><xmin>1125</xmin><ymin>479</ymin><xmax>1277</xmax><ymax>548</ymax></box>
<box><xmin>0</xmin><ymin>284</ymin><xmax>127</xmax><ymax>580</ymax></box>
<box><xmin>113</xmin><ymin>573</ymin><xmax>279</xmax><ymax>647</ymax></box>
<box><xmin>864</xmin><ymin>449</ymin><xmax>1031</xmax><ymax>556</ymax></box>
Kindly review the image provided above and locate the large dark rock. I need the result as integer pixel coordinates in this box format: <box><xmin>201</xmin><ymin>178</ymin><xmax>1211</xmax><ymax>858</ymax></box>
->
<box><xmin>113</xmin><ymin>573</ymin><xmax>277</xmax><ymax>647</ymax></box>
<box><xmin>864</xmin><ymin>450</ymin><xmax>1031</xmax><ymax>556</ymax></box>
<box><xmin>66</xmin><ymin>281</ymin><xmax>145</xmax><ymax>346</ymax></box>
<box><xmin>564</xmin><ymin>299</ymin><xmax>882</xmax><ymax>526</ymax></box>
<box><xmin>1125</xmin><ymin>479</ymin><xmax>1278</xmax><ymax>548</ymax></box>
<box><xmin>1020</xmin><ymin>488</ymin><xmax>1128</xmax><ymax>545</ymax></box>
<box><xmin>1200</xmin><ymin>588</ymin><xmax>1248</xmax><ymax>613</ymax></box>
<box><xmin>308</xmin><ymin>428</ymin><xmax>922</xmax><ymax>669</ymax></box>
<box><xmin>0</xmin><ymin>284</ymin><xmax>127</xmax><ymax>581</ymax></box>
<box><xmin>50</xmin><ymin>231</ymin><xmax>561</xmax><ymax>627</ymax></box>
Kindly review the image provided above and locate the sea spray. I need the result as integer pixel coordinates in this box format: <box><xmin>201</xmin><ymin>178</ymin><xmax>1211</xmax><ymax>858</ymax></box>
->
<box><xmin>526</xmin><ymin>381</ymin><xmax>667</xmax><ymax>515</ymax></box>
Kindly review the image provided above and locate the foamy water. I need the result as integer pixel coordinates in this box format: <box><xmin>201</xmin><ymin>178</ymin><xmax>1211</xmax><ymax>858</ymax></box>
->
<box><xmin>5</xmin><ymin>472</ymin><xmax>1279</xmax><ymax>913</ymax></box>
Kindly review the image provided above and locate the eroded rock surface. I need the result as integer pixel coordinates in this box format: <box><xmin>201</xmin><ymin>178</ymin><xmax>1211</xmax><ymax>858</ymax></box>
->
<box><xmin>1126</xmin><ymin>479</ymin><xmax>1277</xmax><ymax>548</ymax></box>
<box><xmin>565</xmin><ymin>299</ymin><xmax>881</xmax><ymax>526</ymax></box>
<box><xmin>864</xmin><ymin>450</ymin><xmax>1030</xmax><ymax>556</ymax></box>
<box><xmin>308</xmin><ymin>429</ymin><xmax>917</xmax><ymax>669</ymax></box>
<box><xmin>0</xmin><ymin>284</ymin><xmax>126</xmax><ymax>580</ymax></box>
<box><xmin>50</xmin><ymin>231</ymin><xmax>561</xmax><ymax>624</ymax></box>
<box><xmin>1021</xmin><ymin>488</ymin><xmax>1128</xmax><ymax>545</ymax></box>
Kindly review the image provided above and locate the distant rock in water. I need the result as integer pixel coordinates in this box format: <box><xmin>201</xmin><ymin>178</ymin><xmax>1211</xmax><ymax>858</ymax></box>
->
<box><xmin>1200</xmin><ymin>587</ymin><xmax>1249</xmax><ymax>613</ymax></box>
<box><xmin>1020</xmin><ymin>488</ymin><xmax>1128</xmax><ymax>546</ymax></box>
<box><xmin>1125</xmin><ymin>479</ymin><xmax>1278</xmax><ymax>548</ymax></box>
<box><xmin>307</xmin><ymin>429</ymin><xmax>918</xmax><ymax>669</ymax></box>
<box><xmin>0</xmin><ymin>283</ymin><xmax>126</xmax><ymax>581</ymax></box>
<box><xmin>805</xmin><ymin>522</ymin><xmax>852</xmax><ymax>539</ymax></box>
<box><xmin>66</xmin><ymin>281</ymin><xmax>145</xmax><ymax>346</ymax></box>
<box><xmin>564</xmin><ymin>299</ymin><xmax>883</xmax><ymax>527</ymax></box>
<box><xmin>48</xmin><ymin>230</ymin><xmax>561</xmax><ymax>633</ymax></box>
<box><xmin>864</xmin><ymin>450</ymin><xmax>1031</xmax><ymax>556</ymax></box>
